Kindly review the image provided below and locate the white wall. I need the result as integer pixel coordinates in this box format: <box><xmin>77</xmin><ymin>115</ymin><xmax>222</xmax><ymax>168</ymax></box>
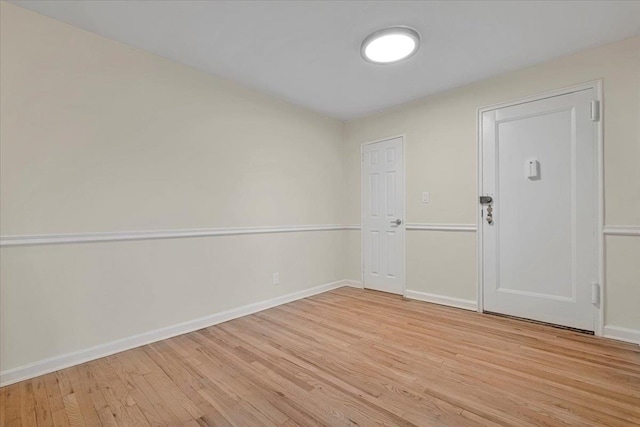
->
<box><xmin>0</xmin><ymin>2</ymin><xmax>347</xmax><ymax>376</ymax></box>
<box><xmin>344</xmin><ymin>36</ymin><xmax>640</xmax><ymax>332</ymax></box>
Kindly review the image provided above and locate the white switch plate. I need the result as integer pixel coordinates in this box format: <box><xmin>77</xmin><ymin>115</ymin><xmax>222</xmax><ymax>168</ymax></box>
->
<box><xmin>273</xmin><ymin>272</ymin><xmax>280</xmax><ymax>285</ymax></box>
<box><xmin>422</xmin><ymin>192</ymin><xmax>430</xmax><ymax>203</ymax></box>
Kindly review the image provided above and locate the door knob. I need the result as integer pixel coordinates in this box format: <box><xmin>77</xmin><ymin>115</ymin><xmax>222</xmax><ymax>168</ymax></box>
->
<box><xmin>390</xmin><ymin>219</ymin><xmax>402</xmax><ymax>226</ymax></box>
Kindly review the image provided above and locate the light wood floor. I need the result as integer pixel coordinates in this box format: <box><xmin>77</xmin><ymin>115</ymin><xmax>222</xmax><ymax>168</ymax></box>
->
<box><xmin>2</xmin><ymin>287</ymin><xmax>639</xmax><ymax>426</ymax></box>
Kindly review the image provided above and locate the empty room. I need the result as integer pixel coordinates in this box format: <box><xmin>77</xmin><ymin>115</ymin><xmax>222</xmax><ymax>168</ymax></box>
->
<box><xmin>1</xmin><ymin>0</ymin><xmax>639</xmax><ymax>425</ymax></box>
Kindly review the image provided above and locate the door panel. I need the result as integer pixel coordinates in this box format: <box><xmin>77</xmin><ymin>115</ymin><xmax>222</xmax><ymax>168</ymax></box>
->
<box><xmin>481</xmin><ymin>89</ymin><xmax>596</xmax><ymax>331</ymax></box>
<box><xmin>362</xmin><ymin>137</ymin><xmax>405</xmax><ymax>295</ymax></box>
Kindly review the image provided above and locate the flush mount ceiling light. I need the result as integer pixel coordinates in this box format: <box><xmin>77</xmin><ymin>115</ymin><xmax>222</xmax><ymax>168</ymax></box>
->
<box><xmin>361</xmin><ymin>26</ymin><xmax>420</xmax><ymax>64</ymax></box>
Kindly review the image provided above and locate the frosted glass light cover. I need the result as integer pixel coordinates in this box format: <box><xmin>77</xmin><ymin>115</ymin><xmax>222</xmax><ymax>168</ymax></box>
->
<box><xmin>361</xmin><ymin>27</ymin><xmax>420</xmax><ymax>64</ymax></box>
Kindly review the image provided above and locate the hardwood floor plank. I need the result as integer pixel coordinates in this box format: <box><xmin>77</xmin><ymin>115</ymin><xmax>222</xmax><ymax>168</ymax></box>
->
<box><xmin>42</xmin><ymin>374</ymin><xmax>65</xmax><ymax>414</ymax></box>
<box><xmin>61</xmin><ymin>394</ymin><xmax>85</xmax><ymax>427</ymax></box>
<box><xmin>64</xmin><ymin>367</ymin><xmax>102</xmax><ymax>426</ymax></box>
<box><xmin>0</xmin><ymin>386</ymin><xmax>6</xmax><ymax>426</ymax></box>
<box><xmin>31</xmin><ymin>377</ymin><xmax>54</xmax><ymax>427</ymax></box>
<box><xmin>95</xmin><ymin>407</ymin><xmax>119</xmax><ymax>427</ymax></box>
<box><xmin>123</xmin><ymin>364</ymin><xmax>184</xmax><ymax>425</ymax></box>
<box><xmin>54</xmin><ymin>370</ymin><xmax>73</xmax><ymax>399</ymax></box>
<box><xmin>101</xmin><ymin>353</ymin><xmax>165</xmax><ymax>426</ymax></box>
<box><xmin>2</xmin><ymin>383</ymin><xmax>22</xmax><ymax>424</ymax></box>
<box><xmin>88</xmin><ymin>359</ymin><xmax>147</xmax><ymax>427</ymax></box>
<box><xmin>2</xmin><ymin>288</ymin><xmax>638</xmax><ymax>426</ymax></box>
<box><xmin>19</xmin><ymin>380</ymin><xmax>38</xmax><ymax>426</ymax></box>
<box><xmin>5</xmin><ymin>417</ymin><xmax>24</xmax><ymax>427</ymax></box>
<box><xmin>50</xmin><ymin>408</ymin><xmax>70</xmax><ymax>427</ymax></box>
<box><xmin>141</xmin><ymin>340</ymin><xmax>230</xmax><ymax>424</ymax></box>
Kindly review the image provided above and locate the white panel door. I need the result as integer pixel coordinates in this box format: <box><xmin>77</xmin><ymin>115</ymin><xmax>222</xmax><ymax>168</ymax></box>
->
<box><xmin>481</xmin><ymin>89</ymin><xmax>597</xmax><ymax>331</ymax></box>
<box><xmin>362</xmin><ymin>137</ymin><xmax>405</xmax><ymax>295</ymax></box>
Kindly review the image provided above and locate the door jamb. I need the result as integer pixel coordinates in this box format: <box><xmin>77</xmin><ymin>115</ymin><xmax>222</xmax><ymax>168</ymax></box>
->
<box><xmin>360</xmin><ymin>134</ymin><xmax>407</xmax><ymax>296</ymax></box>
<box><xmin>476</xmin><ymin>80</ymin><xmax>604</xmax><ymax>336</ymax></box>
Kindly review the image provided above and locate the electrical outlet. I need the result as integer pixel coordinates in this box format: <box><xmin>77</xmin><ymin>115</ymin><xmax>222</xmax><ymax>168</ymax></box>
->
<box><xmin>422</xmin><ymin>192</ymin><xmax>430</xmax><ymax>203</ymax></box>
<box><xmin>273</xmin><ymin>272</ymin><xmax>280</xmax><ymax>285</ymax></box>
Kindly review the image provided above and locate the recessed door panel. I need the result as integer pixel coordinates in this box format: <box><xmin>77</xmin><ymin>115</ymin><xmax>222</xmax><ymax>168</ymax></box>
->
<box><xmin>481</xmin><ymin>89</ymin><xmax>596</xmax><ymax>331</ymax></box>
<box><xmin>386</xmin><ymin>231</ymin><xmax>396</xmax><ymax>278</ymax></box>
<box><xmin>497</xmin><ymin>110</ymin><xmax>574</xmax><ymax>299</ymax></box>
<box><xmin>370</xmin><ymin>173</ymin><xmax>379</xmax><ymax>217</ymax></box>
<box><xmin>370</xmin><ymin>231</ymin><xmax>380</xmax><ymax>275</ymax></box>
<box><xmin>386</xmin><ymin>147</ymin><xmax>395</xmax><ymax>163</ymax></box>
<box><xmin>386</xmin><ymin>172</ymin><xmax>396</xmax><ymax>217</ymax></box>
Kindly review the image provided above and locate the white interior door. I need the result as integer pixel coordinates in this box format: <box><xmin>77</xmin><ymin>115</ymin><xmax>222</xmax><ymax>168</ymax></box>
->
<box><xmin>481</xmin><ymin>89</ymin><xmax>597</xmax><ymax>331</ymax></box>
<box><xmin>362</xmin><ymin>137</ymin><xmax>405</xmax><ymax>295</ymax></box>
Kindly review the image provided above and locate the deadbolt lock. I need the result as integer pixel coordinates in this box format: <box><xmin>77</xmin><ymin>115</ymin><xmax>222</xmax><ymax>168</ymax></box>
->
<box><xmin>480</xmin><ymin>196</ymin><xmax>494</xmax><ymax>224</ymax></box>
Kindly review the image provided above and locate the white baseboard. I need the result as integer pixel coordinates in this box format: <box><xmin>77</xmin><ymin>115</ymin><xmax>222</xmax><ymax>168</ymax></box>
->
<box><xmin>604</xmin><ymin>325</ymin><xmax>640</xmax><ymax>345</ymax></box>
<box><xmin>404</xmin><ymin>289</ymin><xmax>478</xmax><ymax>311</ymax></box>
<box><xmin>4</xmin><ymin>283</ymin><xmax>634</xmax><ymax>387</ymax></box>
<box><xmin>343</xmin><ymin>280</ymin><xmax>363</xmax><ymax>288</ymax></box>
<box><xmin>0</xmin><ymin>279</ymin><xmax>350</xmax><ymax>387</ymax></box>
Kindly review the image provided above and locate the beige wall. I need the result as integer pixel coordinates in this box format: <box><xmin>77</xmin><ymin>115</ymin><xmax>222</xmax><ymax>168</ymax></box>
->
<box><xmin>0</xmin><ymin>232</ymin><xmax>346</xmax><ymax>371</ymax></box>
<box><xmin>344</xmin><ymin>36</ymin><xmax>640</xmax><ymax>330</ymax></box>
<box><xmin>0</xmin><ymin>3</ymin><xmax>346</xmax><ymax>234</ymax></box>
<box><xmin>1</xmin><ymin>1</ymin><xmax>639</xmax><ymax>377</ymax></box>
<box><xmin>0</xmin><ymin>2</ymin><xmax>347</xmax><ymax>373</ymax></box>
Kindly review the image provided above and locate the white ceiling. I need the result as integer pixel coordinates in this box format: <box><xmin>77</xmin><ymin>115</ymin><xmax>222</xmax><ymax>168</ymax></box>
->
<box><xmin>11</xmin><ymin>1</ymin><xmax>640</xmax><ymax>120</ymax></box>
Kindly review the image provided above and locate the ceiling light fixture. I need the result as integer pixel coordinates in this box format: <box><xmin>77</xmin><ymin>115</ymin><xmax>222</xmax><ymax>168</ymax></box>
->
<box><xmin>361</xmin><ymin>26</ymin><xmax>420</xmax><ymax>64</ymax></box>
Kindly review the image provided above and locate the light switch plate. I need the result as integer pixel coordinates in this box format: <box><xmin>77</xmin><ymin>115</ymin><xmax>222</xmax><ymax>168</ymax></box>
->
<box><xmin>422</xmin><ymin>192</ymin><xmax>430</xmax><ymax>203</ymax></box>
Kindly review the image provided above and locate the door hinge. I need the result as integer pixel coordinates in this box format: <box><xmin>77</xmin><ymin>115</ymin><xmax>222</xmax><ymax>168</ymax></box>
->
<box><xmin>361</xmin><ymin>152</ymin><xmax>365</xmax><ymax>162</ymax></box>
<box><xmin>590</xmin><ymin>100</ymin><xmax>600</xmax><ymax>122</ymax></box>
<box><xmin>592</xmin><ymin>282</ymin><xmax>600</xmax><ymax>305</ymax></box>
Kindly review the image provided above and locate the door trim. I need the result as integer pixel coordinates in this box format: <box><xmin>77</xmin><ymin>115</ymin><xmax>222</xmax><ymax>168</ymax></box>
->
<box><xmin>360</xmin><ymin>134</ymin><xmax>407</xmax><ymax>296</ymax></box>
<box><xmin>476</xmin><ymin>80</ymin><xmax>604</xmax><ymax>336</ymax></box>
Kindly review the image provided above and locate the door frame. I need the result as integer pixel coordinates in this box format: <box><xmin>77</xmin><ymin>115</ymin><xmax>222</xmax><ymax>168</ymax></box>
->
<box><xmin>476</xmin><ymin>80</ymin><xmax>604</xmax><ymax>336</ymax></box>
<box><xmin>360</xmin><ymin>134</ymin><xmax>407</xmax><ymax>296</ymax></box>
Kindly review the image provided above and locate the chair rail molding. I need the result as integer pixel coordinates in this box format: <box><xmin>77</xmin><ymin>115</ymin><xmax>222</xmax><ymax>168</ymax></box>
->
<box><xmin>1</xmin><ymin>224</ymin><xmax>362</xmax><ymax>247</ymax></box>
<box><xmin>602</xmin><ymin>225</ymin><xmax>640</xmax><ymax>236</ymax></box>
<box><xmin>405</xmin><ymin>223</ymin><xmax>477</xmax><ymax>232</ymax></box>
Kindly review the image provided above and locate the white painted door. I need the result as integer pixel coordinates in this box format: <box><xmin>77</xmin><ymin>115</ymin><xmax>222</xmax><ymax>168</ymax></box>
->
<box><xmin>362</xmin><ymin>137</ymin><xmax>405</xmax><ymax>295</ymax></box>
<box><xmin>481</xmin><ymin>89</ymin><xmax>597</xmax><ymax>331</ymax></box>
